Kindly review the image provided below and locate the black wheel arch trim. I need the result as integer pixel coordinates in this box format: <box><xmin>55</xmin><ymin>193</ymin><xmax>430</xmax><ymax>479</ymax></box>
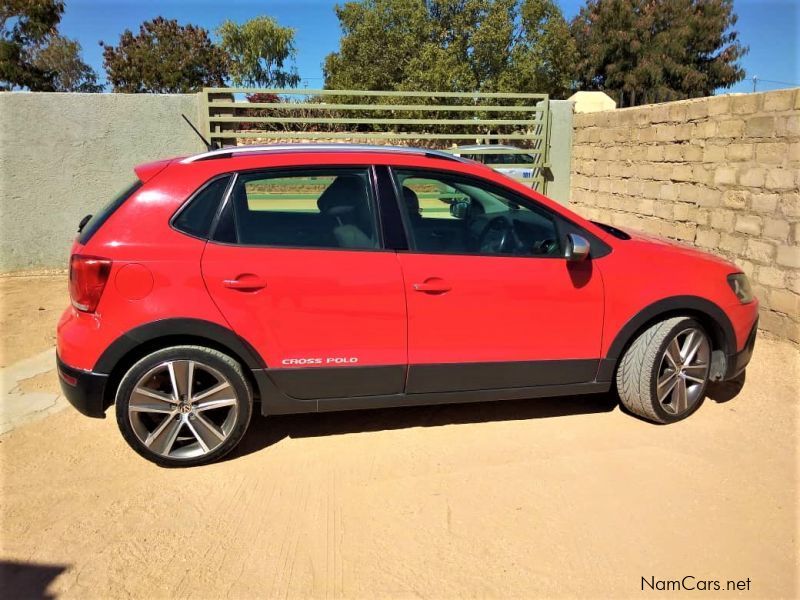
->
<box><xmin>601</xmin><ymin>295</ymin><xmax>736</xmax><ymax>381</ymax></box>
<box><xmin>93</xmin><ymin>318</ymin><xmax>266</xmax><ymax>374</ymax></box>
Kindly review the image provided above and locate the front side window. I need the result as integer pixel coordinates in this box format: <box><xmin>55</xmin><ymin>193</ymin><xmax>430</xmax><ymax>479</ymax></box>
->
<box><xmin>220</xmin><ymin>168</ymin><xmax>379</xmax><ymax>249</ymax></box>
<box><xmin>394</xmin><ymin>169</ymin><xmax>561</xmax><ymax>257</ymax></box>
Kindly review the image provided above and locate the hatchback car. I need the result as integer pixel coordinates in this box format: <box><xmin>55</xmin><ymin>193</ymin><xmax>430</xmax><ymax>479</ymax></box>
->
<box><xmin>58</xmin><ymin>144</ymin><xmax>758</xmax><ymax>467</ymax></box>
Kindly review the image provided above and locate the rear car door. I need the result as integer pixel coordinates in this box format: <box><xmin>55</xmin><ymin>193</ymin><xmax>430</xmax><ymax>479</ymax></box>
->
<box><xmin>391</xmin><ymin>168</ymin><xmax>605</xmax><ymax>394</ymax></box>
<box><xmin>201</xmin><ymin>166</ymin><xmax>407</xmax><ymax>400</ymax></box>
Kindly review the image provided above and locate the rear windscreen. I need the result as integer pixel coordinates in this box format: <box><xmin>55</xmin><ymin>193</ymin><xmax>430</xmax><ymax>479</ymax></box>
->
<box><xmin>77</xmin><ymin>180</ymin><xmax>142</xmax><ymax>245</ymax></box>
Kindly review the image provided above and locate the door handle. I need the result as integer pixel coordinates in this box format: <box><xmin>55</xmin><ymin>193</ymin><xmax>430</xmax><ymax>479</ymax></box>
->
<box><xmin>223</xmin><ymin>275</ymin><xmax>266</xmax><ymax>291</ymax></box>
<box><xmin>413</xmin><ymin>278</ymin><xmax>451</xmax><ymax>294</ymax></box>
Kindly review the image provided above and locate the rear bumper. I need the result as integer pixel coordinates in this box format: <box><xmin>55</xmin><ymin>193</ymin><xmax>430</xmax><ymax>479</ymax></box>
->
<box><xmin>56</xmin><ymin>355</ymin><xmax>109</xmax><ymax>418</ymax></box>
<box><xmin>724</xmin><ymin>318</ymin><xmax>757</xmax><ymax>380</ymax></box>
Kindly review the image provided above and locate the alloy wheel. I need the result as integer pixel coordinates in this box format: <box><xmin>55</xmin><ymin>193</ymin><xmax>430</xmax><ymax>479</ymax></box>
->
<box><xmin>127</xmin><ymin>360</ymin><xmax>239</xmax><ymax>459</ymax></box>
<box><xmin>656</xmin><ymin>327</ymin><xmax>711</xmax><ymax>416</ymax></box>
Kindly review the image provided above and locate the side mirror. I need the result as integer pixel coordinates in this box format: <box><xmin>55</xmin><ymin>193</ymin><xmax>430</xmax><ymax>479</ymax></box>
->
<box><xmin>565</xmin><ymin>233</ymin><xmax>590</xmax><ymax>262</ymax></box>
<box><xmin>450</xmin><ymin>200</ymin><xmax>470</xmax><ymax>219</ymax></box>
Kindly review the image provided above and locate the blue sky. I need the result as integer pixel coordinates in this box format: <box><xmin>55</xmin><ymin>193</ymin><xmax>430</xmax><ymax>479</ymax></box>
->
<box><xmin>60</xmin><ymin>0</ymin><xmax>799</xmax><ymax>94</ymax></box>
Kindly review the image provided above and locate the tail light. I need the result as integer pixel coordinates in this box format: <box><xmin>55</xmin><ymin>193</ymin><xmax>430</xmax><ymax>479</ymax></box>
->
<box><xmin>70</xmin><ymin>255</ymin><xmax>112</xmax><ymax>312</ymax></box>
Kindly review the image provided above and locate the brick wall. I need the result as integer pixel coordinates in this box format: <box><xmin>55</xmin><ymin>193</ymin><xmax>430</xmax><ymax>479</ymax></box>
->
<box><xmin>570</xmin><ymin>89</ymin><xmax>800</xmax><ymax>344</ymax></box>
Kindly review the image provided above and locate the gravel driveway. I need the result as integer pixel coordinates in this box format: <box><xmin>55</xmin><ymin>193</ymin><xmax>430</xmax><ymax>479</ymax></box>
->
<box><xmin>1</xmin><ymin>276</ymin><xmax>797</xmax><ymax>598</ymax></box>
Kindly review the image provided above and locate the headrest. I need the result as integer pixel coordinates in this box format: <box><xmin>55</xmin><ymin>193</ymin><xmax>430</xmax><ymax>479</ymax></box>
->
<box><xmin>402</xmin><ymin>186</ymin><xmax>420</xmax><ymax>216</ymax></box>
<box><xmin>317</xmin><ymin>176</ymin><xmax>365</xmax><ymax>216</ymax></box>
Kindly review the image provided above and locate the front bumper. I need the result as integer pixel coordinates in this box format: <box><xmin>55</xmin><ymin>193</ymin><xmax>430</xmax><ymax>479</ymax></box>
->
<box><xmin>57</xmin><ymin>355</ymin><xmax>109</xmax><ymax>418</ymax></box>
<box><xmin>724</xmin><ymin>318</ymin><xmax>758</xmax><ymax>380</ymax></box>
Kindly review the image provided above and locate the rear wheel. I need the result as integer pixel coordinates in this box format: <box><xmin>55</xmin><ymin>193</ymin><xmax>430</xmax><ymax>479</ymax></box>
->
<box><xmin>115</xmin><ymin>345</ymin><xmax>252</xmax><ymax>467</ymax></box>
<box><xmin>616</xmin><ymin>317</ymin><xmax>711</xmax><ymax>424</ymax></box>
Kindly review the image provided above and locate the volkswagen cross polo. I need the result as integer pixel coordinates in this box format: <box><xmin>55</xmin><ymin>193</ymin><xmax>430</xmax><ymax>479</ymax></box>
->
<box><xmin>57</xmin><ymin>144</ymin><xmax>758</xmax><ymax>467</ymax></box>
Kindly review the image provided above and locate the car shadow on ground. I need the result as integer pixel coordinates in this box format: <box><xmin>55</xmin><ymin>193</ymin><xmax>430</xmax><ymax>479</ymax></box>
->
<box><xmin>0</xmin><ymin>560</ymin><xmax>68</xmax><ymax>600</ymax></box>
<box><xmin>706</xmin><ymin>372</ymin><xmax>746</xmax><ymax>404</ymax></box>
<box><xmin>228</xmin><ymin>392</ymin><xmax>620</xmax><ymax>461</ymax></box>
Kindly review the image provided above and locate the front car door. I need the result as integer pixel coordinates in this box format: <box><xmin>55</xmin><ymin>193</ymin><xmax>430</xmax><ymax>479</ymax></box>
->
<box><xmin>390</xmin><ymin>167</ymin><xmax>605</xmax><ymax>394</ymax></box>
<box><xmin>201</xmin><ymin>166</ymin><xmax>407</xmax><ymax>403</ymax></box>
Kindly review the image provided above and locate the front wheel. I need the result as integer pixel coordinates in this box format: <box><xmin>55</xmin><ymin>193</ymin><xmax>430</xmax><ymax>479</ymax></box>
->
<box><xmin>115</xmin><ymin>345</ymin><xmax>253</xmax><ymax>467</ymax></box>
<box><xmin>616</xmin><ymin>317</ymin><xmax>711</xmax><ymax>424</ymax></box>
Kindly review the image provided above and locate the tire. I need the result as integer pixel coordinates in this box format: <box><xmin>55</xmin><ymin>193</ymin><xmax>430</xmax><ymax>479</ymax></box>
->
<box><xmin>115</xmin><ymin>345</ymin><xmax>253</xmax><ymax>467</ymax></box>
<box><xmin>616</xmin><ymin>317</ymin><xmax>712</xmax><ymax>424</ymax></box>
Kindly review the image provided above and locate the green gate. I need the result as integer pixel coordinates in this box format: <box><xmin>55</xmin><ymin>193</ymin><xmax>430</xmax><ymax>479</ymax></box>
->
<box><xmin>201</xmin><ymin>88</ymin><xmax>551</xmax><ymax>193</ymax></box>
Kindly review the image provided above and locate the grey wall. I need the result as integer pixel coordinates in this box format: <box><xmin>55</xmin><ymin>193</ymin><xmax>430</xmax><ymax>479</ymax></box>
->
<box><xmin>0</xmin><ymin>92</ymin><xmax>576</xmax><ymax>270</ymax></box>
<box><xmin>0</xmin><ymin>92</ymin><xmax>207</xmax><ymax>271</ymax></box>
<box><xmin>546</xmin><ymin>99</ymin><xmax>574</xmax><ymax>205</ymax></box>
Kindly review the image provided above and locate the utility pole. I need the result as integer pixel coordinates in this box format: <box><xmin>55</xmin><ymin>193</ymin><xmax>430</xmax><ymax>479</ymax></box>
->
<box><xmin>752</xmin><ymin>76</ymin><xmax>758</xmax><ymax>93</ymax></box>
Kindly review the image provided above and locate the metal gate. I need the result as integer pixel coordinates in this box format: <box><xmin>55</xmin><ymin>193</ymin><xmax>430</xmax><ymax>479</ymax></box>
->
<box><xmin>200</xmin><ymin>88</ymin><xmax>552</xmax><ymax>193</ymax></box>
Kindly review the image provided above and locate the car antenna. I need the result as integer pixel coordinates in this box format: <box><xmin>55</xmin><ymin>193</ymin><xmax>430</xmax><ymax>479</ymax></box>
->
<box><xmin>181</xmin><ymin>113</ymin><xmax>216</xmax><ymax>151</ymax></box>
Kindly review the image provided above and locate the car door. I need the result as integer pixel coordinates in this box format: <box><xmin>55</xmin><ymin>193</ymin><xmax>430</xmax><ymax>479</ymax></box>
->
<box><xmin>201</xmin><ymin>166</ymin><xmax>407</xmax><ymax>400</ymax></box>
<box><xmin>391</xmin><ymin>168</ymin><xmax>605</xmax><ymax>394</ymax></box>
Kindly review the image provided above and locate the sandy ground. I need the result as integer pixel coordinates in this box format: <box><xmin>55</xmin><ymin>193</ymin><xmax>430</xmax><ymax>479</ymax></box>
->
<box><xmin>0</xmin><ymin>274</ymin><xmax>67</xmax><ymax>369</ymax></box>
<box><xmin>1</xmin><ymin>275</ymin><xmax>798</xmax><ymax>599</ymax></box>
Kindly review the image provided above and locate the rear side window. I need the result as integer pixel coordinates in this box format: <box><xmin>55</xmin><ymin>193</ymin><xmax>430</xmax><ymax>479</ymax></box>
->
<box><xmin>77</xmin><ymin>181</ymin><xmax>142</xmax><ymax>244</ymax></box>
<box><xmin>215</xmin><ymin>168</ymin><xmax>379</xmax><ymax>250</ymax></box>
<box><xmin>173</xmin><ymin>176</ymin><xmax>231</xmax><ymax>239</ymax></box>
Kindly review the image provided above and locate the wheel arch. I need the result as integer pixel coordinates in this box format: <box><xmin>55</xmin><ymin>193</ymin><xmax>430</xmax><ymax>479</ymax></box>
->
<box><xmin>600</xmin><ymin>296</ymin><xmax>735</xmax><ymax>381</ymax></box>
<box><xmin>95</xmin><ymin>319</ymin><xmax>265</xmax><ymax>410</ymax></box>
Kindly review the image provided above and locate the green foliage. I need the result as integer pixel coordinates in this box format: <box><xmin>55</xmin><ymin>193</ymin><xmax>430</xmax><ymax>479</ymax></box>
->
<box><xmin>0</xmin><ymin>0</ymin><xmax>66</xmax><ymax>90</ymax></box>
<box><xmin>323</xmin><ymin>0</ymin><xmax>576</xmax><ymax>98</ymax></box>
<box><xmin>31</xmin><ymin>35</ymin><xmax>102</xmax><ymax>92</ymax></box>
<box><xmin>500</xmin><ymin>0</ymin><xmax>578</xmax><ymax>97</ymax></box>
<box><xmin>101</xmin><ymin>17</ymin><xmax>228</xmax><ymax>93</ymax></box>
<box><xmin>571</xmin><ymin>0</ymin><xmax>747</xmax><ymax>106</ymax></box>
<box><xmin>324</xmin><ymin>0</ymin><xmax>429</xmax><ymax>91</ymax></box>
<box><xmin>218</xmin><ymin>17</ymin><xmax>300</xmax><ymax>88</ymax></box>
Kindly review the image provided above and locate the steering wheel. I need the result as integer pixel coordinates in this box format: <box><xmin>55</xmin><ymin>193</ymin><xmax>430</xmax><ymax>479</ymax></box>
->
<box><xmin>478</xmin><ymin>217</ymin><xmax>514</xmax><ymax>254</ymax></box>
<box><xmin>532</xmin><ymin>238</ymin><xmax>560</xmax><ymax>256</ymax></box>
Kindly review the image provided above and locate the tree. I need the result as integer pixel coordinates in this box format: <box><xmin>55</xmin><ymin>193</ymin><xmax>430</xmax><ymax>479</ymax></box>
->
<box><xmin>0</xmin><ymin>0</ymin><xmax>63</xmax><ymax>90</ymax></box>
<box><xmin>323</xmin><ymin>0</ymin><xmax>576</xmax><ymax>97</ymax></box>
<box><xmin>31</xmin><ymin>35</ymin><xmax>102</xmax><ymax>92</ymax></box>
<box><xmin>218</xmin><ymin>17</ymin><xmax>300</xmax><ymax>88</ymax></box>
<box><xmin>572</xmin><ymin>0</ymin><xmax>747</xmax><ymax>106</ymax></box>
<box><xmin>499</xmin><ymin>0</ymin><xmax>577</xmax><ymax>97</ymax></box>
<box><xmin>101</xmin><ymin>17</ymin><xmax>228</xmax><ymax>93</ymax></box>
<box><xmin>324</xmin><ymin>0</ymin><xmax>430</xmax><ymax>91</ymax></box>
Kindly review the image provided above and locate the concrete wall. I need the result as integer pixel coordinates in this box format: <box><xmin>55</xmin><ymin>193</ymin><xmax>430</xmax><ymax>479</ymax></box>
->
<box><xmin>570</xmin><ymin>89</ymin><xmax>800</xmax><ymax>343</ymax></box>
<box><xmin>0</xmin><ymin>92</ymin><xmax>206</xmax><ymax>271</ymax></box>
<box><xmin>545</xmin><ymin>99</ymin><xmax>573</xmax><ymax>205</ymax></box>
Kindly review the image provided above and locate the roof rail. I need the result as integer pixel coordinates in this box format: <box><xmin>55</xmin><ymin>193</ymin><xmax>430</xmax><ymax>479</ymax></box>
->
<box><xmin>181</xmin><ymin>143</ymin><xmax>469</xmax><ymax>164</ymax></box>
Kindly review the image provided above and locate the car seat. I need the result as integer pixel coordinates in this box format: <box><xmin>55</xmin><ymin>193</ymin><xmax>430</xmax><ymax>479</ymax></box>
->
<box><xmin>317</xmin><ymin>176</ymin><xmax>376</xmax><ymax>249</ymax></box>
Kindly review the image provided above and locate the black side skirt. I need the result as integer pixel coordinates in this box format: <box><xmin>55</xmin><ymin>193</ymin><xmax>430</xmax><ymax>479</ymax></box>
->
<box><xmin>256</xmin><ymin>359</ymin><xmax>610</xmax><ymax>416</ymax></box>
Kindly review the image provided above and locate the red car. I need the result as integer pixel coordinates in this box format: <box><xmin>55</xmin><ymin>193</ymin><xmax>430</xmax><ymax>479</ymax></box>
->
<box><xmin>57</xmin><ymin>144</ymin><xmax>758</xmax><ymax>467</ymax></box>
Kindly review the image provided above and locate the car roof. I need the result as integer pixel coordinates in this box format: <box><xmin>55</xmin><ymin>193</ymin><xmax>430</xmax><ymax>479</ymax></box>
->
<box><xmin>181</xmin><ymin>143</ymin><xmax>473</xmax><ymax>165</ymax></box>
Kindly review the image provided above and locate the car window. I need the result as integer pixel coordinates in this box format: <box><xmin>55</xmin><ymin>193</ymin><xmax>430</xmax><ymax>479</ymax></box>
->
<box><xmin>77</xmin><ymin>180</ymin><xmax>142</xmax><ymax>244</ymax></box>
<box><xmin>173</xmin><ymin>176</ymin><xmax>231</xmax><ymax>239</ymax></box>
<box><xmin>400</xmin><ymin>177</ymin><xmax>471</xmax><ymax>220</ymax></box>
<box><xmin>222</xmin><ymin>168</ymin><xmax>379</xmax><ymax>249</ymax></box>
<box><xmin>394</xmin><ymin>169</ymin><xmax>561</xmax><ymax>257</ymax></box>
<box><xmin>483</xmin><ymin>153</ymin><xmax>534</xmax><ymax>165</ymax></box>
